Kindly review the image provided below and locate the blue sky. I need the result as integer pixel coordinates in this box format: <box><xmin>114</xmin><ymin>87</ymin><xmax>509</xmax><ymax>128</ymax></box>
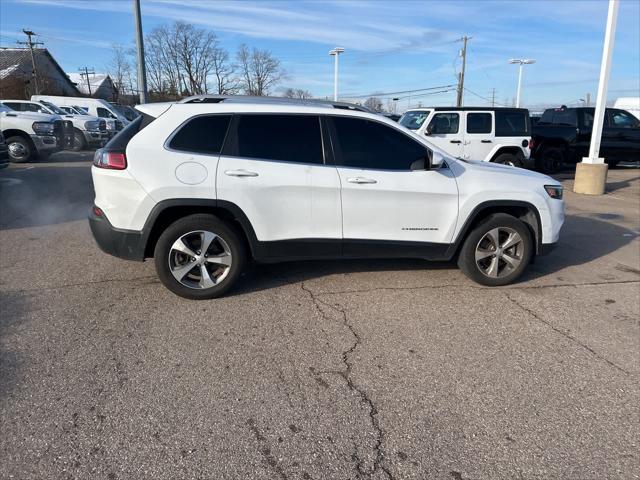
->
<box><xmin>1</xmin><ymin>0</ymin><xmax>638</xmax><ymax>111</ymax></box>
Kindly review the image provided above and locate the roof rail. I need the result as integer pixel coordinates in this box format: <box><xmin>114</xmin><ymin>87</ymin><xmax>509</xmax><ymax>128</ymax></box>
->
<box><xmin>179</xmin><ymin>94</ymin><xmax>372</xmax><ymax>112</ymax></box>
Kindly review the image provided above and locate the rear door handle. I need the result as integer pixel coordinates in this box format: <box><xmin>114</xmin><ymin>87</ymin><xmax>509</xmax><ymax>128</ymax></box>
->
<box><xmin>481</xmin><ymin>139</ymin><xmax>492</xmax><ymax>143</ymax></box>
<box><xmin>225</xmin><ymin>169</ymin><xmax>259</xmax><ymax>177</ymax></box>
<box><xmin>450</xmin><ymin>140</ymin><xmax>462</xmax><ymax>144</ymax></box>
<box><xmin>347</xmin><ymin>177</ymin><xmax>377</xmax><ymax>184</ymax></box>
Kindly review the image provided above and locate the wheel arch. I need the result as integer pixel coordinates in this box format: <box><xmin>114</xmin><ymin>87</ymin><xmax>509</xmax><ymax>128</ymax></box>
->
<box><xmin>141</xmin><ymin>199</ymin><xmax>258</xmax><ymax>259</ymax></box>
<box><xmin>2</xmin><ymin>129</ymin><xmax>35</xmax><ymax>147</ymax></box>
<box><xmin>449</xmin><ymin>200</ymin><xmax>542</xmax><ymax>258</ymax></box>
<box><xmin>489</xmin><ymin>146</ymin><xmax>525</xmax><ymax>162</ymax></box>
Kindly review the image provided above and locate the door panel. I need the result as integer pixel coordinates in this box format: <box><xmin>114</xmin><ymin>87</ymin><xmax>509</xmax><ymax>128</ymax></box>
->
<box><xmin>217</xmin><ymin>157</ymin><xmax>342</xmax><ymax>242</ymax></box>
<box><xmin>424</xmin><ymin>111</ymin><xmax>464</xmax><ymax>158</ymax></box>
<box><xmin>337</xmin><ymin>166</ymin><xmax>459</xmax><ymax>244</ymax></box>
<box><xmin>463</xmin><ymin>111</ymin><xmax>494</xmax><ymax>160</ymax></box>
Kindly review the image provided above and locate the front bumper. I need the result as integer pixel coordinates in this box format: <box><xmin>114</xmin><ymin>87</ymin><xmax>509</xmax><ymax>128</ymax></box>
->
<box><xmin>83</xmin><ymin>130</ymin><xmax>109</xmax><ymax>147</ymax></box>
<box><xmin>89</xmin><ymin>207</ymin><xmax>146</xmax><ymax>261</ymax></box>
<box><xmin>30</xmin><ymin>134</ymin><xmax>61</xmax><ymax>153</ymax></box>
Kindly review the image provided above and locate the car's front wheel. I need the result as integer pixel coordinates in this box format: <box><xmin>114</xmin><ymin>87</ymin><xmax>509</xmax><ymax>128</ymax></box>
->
<box><xmin>457</xmin><ymin>213</ymin><xmax>533</xmax><ymax>286</ymax></box>
<box><xmin>6</xmin><ymin>136</ymin><xmax>33</xmax><ymax>163</ymax></box>
<box><xmin>154</xmin><ymin>214</ymin><xmax>246</xmax><ymax>299</ymax></box>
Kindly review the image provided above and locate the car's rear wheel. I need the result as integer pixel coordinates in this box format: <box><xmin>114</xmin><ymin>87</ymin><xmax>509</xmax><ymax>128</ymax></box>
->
<box><xmin>154</xmin><ymin>214</ymin><xmax>245</xmax><ymax>299</ymax></box>
<box><xmin>457</xmin><ymin>213</ymin><xmax>533</xmax><ymax>286</ymax></box>
<box><xmin>6</xmin><ymin>136</ymin><xmax>33</xmax><ymax>163</ymax></box>
<box><xmin>494</xmin><ymin>152</ymin><xmax>523</xmax><ymax>168</ymax></box>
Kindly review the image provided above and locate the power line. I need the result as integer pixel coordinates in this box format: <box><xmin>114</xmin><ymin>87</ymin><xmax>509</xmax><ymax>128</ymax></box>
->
<box><xmin>345</xmin><ymin>84</ymin><xmax>456</xmax><ymax>99</ymax></box>
<box><xmin>464</xmin><ymin>87</ymin><xmax>509</xmax><ymax>107</ymax></box>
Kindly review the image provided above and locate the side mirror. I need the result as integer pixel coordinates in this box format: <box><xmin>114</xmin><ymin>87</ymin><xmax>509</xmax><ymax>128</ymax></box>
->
<box><xmin>410</xmin><ymin>157</ymin><xmax>428</xmax><ymax>171</ymax></box>
<box><xmin>425</xmin><ymin>123</ymin><xmax>434</xmax><ymax>135</ymax></box>
<box><xmin>430</xmin><ymin>151</ymin><xmax>445</xmax><ymax>169</ymax></box>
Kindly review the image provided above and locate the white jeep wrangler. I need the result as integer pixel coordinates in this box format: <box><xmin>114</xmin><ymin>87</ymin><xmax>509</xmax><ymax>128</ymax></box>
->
<box><xmin>399</xmin><ymin>107</ymin><xmax>533</xmax><ymax>168</ymax></box>
<box><xmin>90</xmin><ymin>96</ymin><xmax>564</xmax><ymax>299</ymax></box>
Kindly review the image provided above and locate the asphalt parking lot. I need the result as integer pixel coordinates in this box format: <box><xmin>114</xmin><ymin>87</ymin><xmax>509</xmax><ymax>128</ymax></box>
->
<box><xmin>1</xmin><ymin>153</ymin><xmax>638</xmax><ymax>480</ymax></box>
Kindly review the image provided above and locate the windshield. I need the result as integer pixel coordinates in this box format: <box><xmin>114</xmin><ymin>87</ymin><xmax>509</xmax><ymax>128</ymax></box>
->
<box><xmin>73</xmin><ymin>106</ymin><xmax>89</xmax><ymax>115</ymax></box>
<box><xmin>40</xmin><ymin>101</ymin><xmax>67</xmax><ymax>115</ymax></box>
<box><xmin>399</xmin><ymin>110</ymin><xmax>431</xmax><ymax>130</ymax></box>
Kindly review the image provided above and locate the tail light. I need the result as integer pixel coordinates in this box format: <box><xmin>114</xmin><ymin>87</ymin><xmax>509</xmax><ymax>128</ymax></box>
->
<box><xmin>93</xmin><ymin>149</ymin><xmax>127</xmax><ymax>170</ymax></box>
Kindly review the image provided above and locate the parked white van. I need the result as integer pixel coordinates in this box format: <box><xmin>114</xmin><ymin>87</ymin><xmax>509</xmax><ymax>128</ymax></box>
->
<box><xmin>399</xmin><ymin>107</ymin><xmax>533</xmax><ymax>168</ymax></box>
<box><xmin>31</xmin><ymin>95</ymin><xmax>128</xmax><ymax>133</ymax></box>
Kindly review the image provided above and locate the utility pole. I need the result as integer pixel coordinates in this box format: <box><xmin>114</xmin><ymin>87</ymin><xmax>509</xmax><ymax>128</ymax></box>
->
<box><xmin>455</xmin><ymin>36</ymin><xmax>470</xmax><ymax>107</ymax></box>
<box><xmin>17</xmin><ymin>29</ymin><xmax>44</xmax><ymax>95</ymax></box>
<box><xmin>491</xmin><ymin>88</ymin><xmax>496</xmax><ymax>107</ymax></box>
<box><xmin>586</xmin><ymin>92</ymin><xmax>591</xmax><ymax>107</ymax></box>
<box><xmin>133</xmin><ymin>0</ymin><xmax>148</xmax><ymax>103</ymax></box>
<box><xmin>78</xmin><ymin>66</ymin><xmax>95</xmax><ymax>96</ymax></box>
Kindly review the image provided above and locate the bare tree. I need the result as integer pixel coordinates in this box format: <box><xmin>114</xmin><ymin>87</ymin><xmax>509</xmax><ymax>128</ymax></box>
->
<box><xmin>211</xmin><ymin>46</ymin><xmax>239</xmax><ymax>94</ymax></box>
<box><xmin>108</xmin><ymin>44</ymin><xmax>133</xmax><ymax>100</ymax></box>
<box><xmin>282</xmin><ymin>88</ymin><xmax>313</xmax><ymax>99</ymax></box>
<box><xmin>174</xmin><ymin>22</ymin><xmax>217</xmax><ymax>95</ymax></box>
<box><xmin>364</xmin><ymin>96</ymin><xmax>383</xmax><ymax>112</ymax></box>
<box><xmin>145</xmin><ymin>24</ymin><xmax>182</xmax><ymax>97</ymax></box>
<box><xmin>236</xmin><ymin>44</ymin><xmax>285</xmax><ymax>96</ymax></box>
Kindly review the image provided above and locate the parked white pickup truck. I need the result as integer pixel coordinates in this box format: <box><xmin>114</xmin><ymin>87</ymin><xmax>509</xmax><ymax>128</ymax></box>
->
<box><xmin>0</xmin><ymin>99</ymin><xmax>108</xmax><ymax>151</ymax></box>
<box><xmin>0</xmin><ymin>103</ymin><xmax>73</xmax><ymax>162</ymax></box>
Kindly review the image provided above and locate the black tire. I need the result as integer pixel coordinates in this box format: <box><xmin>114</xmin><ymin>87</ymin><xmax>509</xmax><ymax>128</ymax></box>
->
<box><xmin>5</xmin><ymin>135</ymin><xmax>33</xmax><ymax>163</ymax></box>
<box><xmin>606</xmin><ymin>160</ymin><xmax>619</xmax><ymax>169</ymax></box>
<box><xmin>538</xmin><ymin>147</ymin><xmax>563</xmax><ymax>174</ymax></box>
<box><xmin>154</xmin><ymin>214</ymin><xmax>246</xmax><ymax>300</ymax></box>
<box><xmin>71</xmin><ymin>129</ymin><xmax>86</xmax><ymax>152</ymax></box>
<box><xmin>457</xmin><ymin>213</ymin><xmax>533</xmax><ymax>286</ymax></box>
<box><xmin>494</xmin><ymin>152</ymin><xmax>524</xmax><ymax>168</ymax></box>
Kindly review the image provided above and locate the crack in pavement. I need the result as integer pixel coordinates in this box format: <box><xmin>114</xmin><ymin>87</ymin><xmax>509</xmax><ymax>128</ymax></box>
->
<box><xmin>246</xmin><ymin>418</ymin><xmax>289</xmax><ymax>480</ymax></box>
<box><xmin>301</xmin><ymin>282</ymin><xmax>393</xmax><ymax>480</ymax></box>
<box><xmin>505</xmin><ymin>292</ymin><xmax>630</xmax><ymax>375</ymax></box>
<box><xmin>315</xmin><ymin>279</ymin><xmax>640</xmax><ymax>297</ymax></box>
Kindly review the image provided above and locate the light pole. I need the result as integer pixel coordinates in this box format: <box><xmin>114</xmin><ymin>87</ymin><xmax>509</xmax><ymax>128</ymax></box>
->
<box><xmin>574</xmin><ymin>0</ymin><xmax>619</xmax><ymax>195</ymax></box>
<box><xmin>133</xmin><ymin>0</ymin><xmax>148</xmax><ymax>103</ymax></box>
<box><xmin>329</xmin><ymin>47</ymin><xmax>345</xmax><ymax>101</ymax></box>
<box><xmin>509</xmin><ymin>58</ymin><xmax>535</xmax><ymax>107</ymax></box>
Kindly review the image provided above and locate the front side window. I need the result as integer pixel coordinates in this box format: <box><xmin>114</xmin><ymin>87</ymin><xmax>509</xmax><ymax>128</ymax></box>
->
<box><xmin>495</xmin><ymin>110</ymin><xmax>530</xmax><ymax>136</ymax></box>
<box><xmin>428</xmin><ymin>113</ymin><xmax>459</xmax><ymax>134</ymax></box>
<box><xmin>169</xmin><ymin>115</ymin><xmax>231</xmax><ymax>154</ymax></box>
<box><xmin>609</xmin><ymin>110</ymin><xmax>638</xmax><ymax>128</ymax></box>
<box><xmin>332</xmin><ymin>116</ymin><xmax>429</xmax><ymax>170</ymax></box>
<box><xmin>24</xmin><ymin>103</ymin><xmax>45</xmax><ymax>113</ymax></box>
<box><xmin>399</xmin><ymin>110</ymin><xmax>431</xmax><ymax>130</ymax></box>
<box><xmin>466</xmin><ymin>113</ymin><xmax>492</xmax><ymax>134</ymax></box>
<box><xmin>233</xmin><ymin>114</ymin><xmax>323</xmax><ymax>164</ymax></box>
<box><xmin>97</xmin><ymin>107</ymin><xmax>116</xmax><ymax>119</ymax></box>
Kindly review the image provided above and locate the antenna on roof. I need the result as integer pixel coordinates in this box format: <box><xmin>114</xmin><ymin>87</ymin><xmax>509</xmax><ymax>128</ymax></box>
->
<box><xmin>17</xmin><ymin>29</ymin><xmax>44</xmax><ymax>95</ymax></box>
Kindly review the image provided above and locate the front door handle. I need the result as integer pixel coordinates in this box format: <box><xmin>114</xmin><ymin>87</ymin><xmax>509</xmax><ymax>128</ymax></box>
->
<box><xmin>481</xmin><ymin>139</ymin><xmax>492</xmax><ymax>143</ymax></box>
<box><xmin>347</xmin><ymin>177</ymin><xmax>377</xmax><ymax>184</ymax></box>
<box><xmin>450</xmin><ymin>140</ymin><xmax>462</xmax><ymax>144</ymax></box>
<box><xmin>225</xmin><ymin>169</ymin><xmax>259</xmax><ymax>177</ymax></box>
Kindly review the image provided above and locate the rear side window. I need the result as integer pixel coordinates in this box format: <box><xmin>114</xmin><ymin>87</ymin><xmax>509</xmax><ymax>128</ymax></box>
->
<box><xmin>428</xmin><ymin>113</ymin><xmax>459</xmax><ymax>134</ymax></box>
<box><xmin>552</xmin><ymin>110</ymin><xmax>577</xmax><ymax>127</ymax></box>
<box><xmin>331</xmin><ymin>116</ymin><xmax>429</xmax><ymax>170</ymax></box>
<box><xmin>232</xmin><ymin>114</ymin><xmax>323</xmax><ymax>164</ymax></box>
<box><xmin>495</xmin><ymin>110</ymin><xmax>530</xmax><ymax>136</ymax></box>
<box><xmin>97</xmin><ymin>107</ymin><xmax>116</xmax><ymax>119</ymax></box>
<box><xmin>466</xmin><ymin>113</ymin><xmax>492</xmax><ymax>134</ymax></box>
<box><xmin>169</xmin><ymin>115</ymin><xmax>231</xmax><ymax>155</ymax></box>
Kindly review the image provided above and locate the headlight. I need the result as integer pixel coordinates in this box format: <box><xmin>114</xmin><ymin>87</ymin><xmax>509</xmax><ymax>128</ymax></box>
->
<box><xmin>544</xmin><ymin>185</ymin><xmax>563</xmax><ymax>199</ymax></box>
<box><xmin>32</xmin><ymin>121</ymin><xmax>55</xmax><ymax>136</ymax></box>
<box><xmin>84</xmin><ymin>120</ymin><xmax>100</xmax><ymax>131</ymax></box>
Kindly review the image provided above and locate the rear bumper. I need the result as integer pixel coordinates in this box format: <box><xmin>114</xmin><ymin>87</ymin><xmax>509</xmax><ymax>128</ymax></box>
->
<box><xmin>89</xmin><ymin>207</ymin><xmax>146</xmax><ymax>261</ymax></box>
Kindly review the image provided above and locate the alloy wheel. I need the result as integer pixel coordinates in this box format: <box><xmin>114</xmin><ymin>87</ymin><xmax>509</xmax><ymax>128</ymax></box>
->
<box><xmin>168</xmin><ymin>230</ymin><xmax>232</xmax><ymax>289</ymax></box>
<box><xmin>474</xmin><ymin>227</ymin><xmax>524</xmax><ymax>278</ymax></box>
<box><xmin>8</xmin><ymin>142</ymin><xmax>28</xmax><ymax>160</ymax></box>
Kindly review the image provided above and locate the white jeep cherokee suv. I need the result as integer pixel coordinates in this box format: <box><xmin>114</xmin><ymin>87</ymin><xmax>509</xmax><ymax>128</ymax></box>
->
<box><xmin>90</xmin><ymin>96</ymin><xmax>564</xmax><ymax>299</ymax></box>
